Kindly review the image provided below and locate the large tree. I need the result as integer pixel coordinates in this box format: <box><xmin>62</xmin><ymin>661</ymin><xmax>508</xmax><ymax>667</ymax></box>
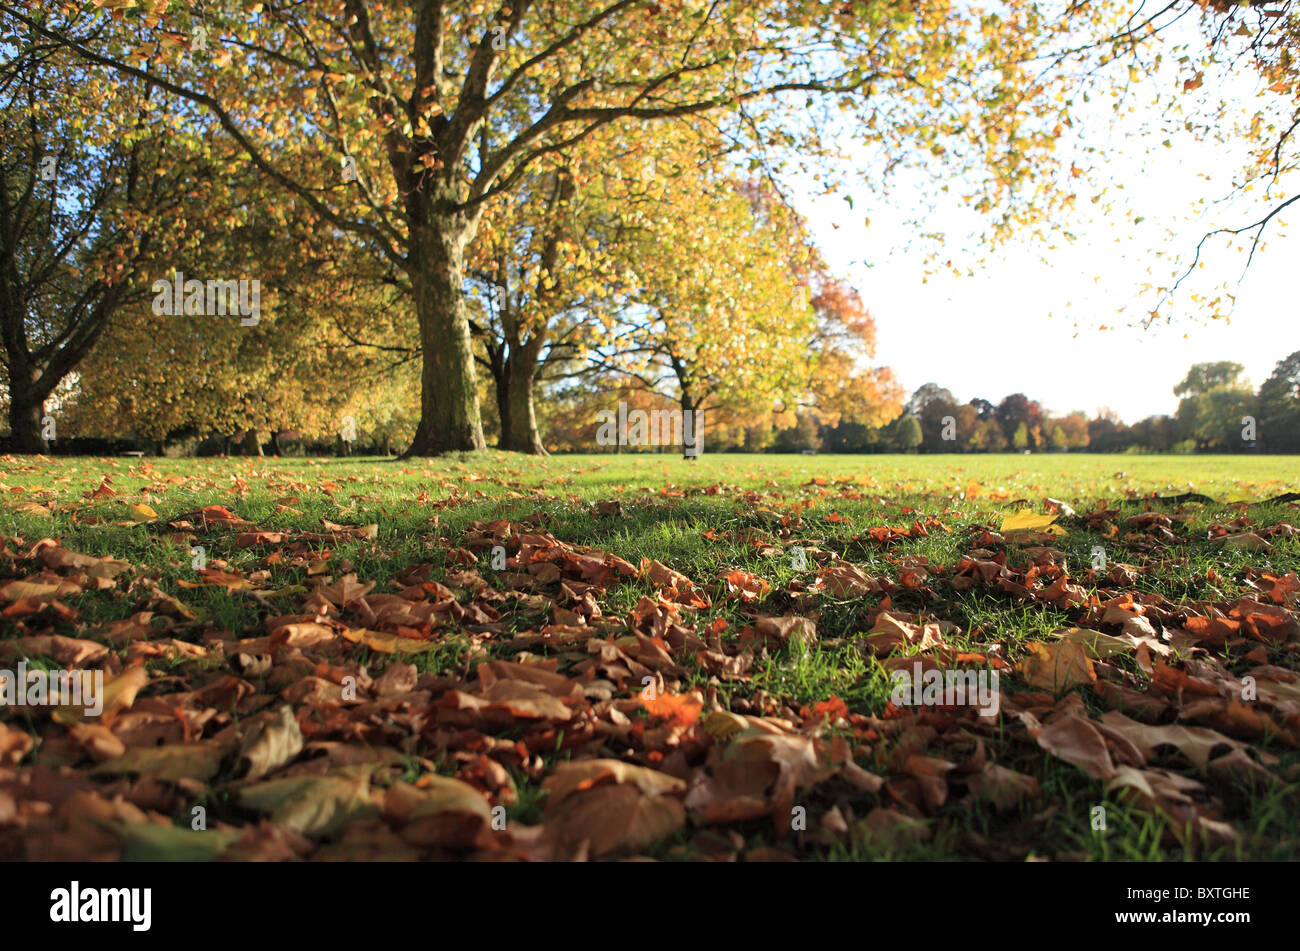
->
<box><xmin>586</xmin><ymin>172</ymin><xmax>821</xmax><ymax>452</ymax></box>
<box><xmin>0</xmin><ymin>16</ymin><xmax>205</xmax><ymax>450</ymax></box>
<box><xmin>467</xmin><ymin>119</ymin><xmax>742</xmax><ymax>454</ymax></box>
<box><xmin>14</xmin><ymin>0</ymin><xmax>1149</xmax><ymax>454</ymax></box>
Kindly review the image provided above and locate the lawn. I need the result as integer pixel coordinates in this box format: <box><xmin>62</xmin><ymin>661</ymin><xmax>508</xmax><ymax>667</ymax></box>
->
<box><xmin>1</xmin><ymin>452</ymin><xmax>1297</xmax><ymax>861</ymax></box>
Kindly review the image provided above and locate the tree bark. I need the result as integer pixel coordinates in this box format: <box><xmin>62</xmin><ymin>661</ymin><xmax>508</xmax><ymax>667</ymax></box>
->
<box><xmin>499</xmin><ymin>349</ymin><xmax>547</xmax><ymax>454</ymax></box>
<box><xmin>680</xmin><ymin>390</ymin><xmax>700</xmax><ymax>461</ymax></box>
<box><xmin>486</xmin><ymin>343</ymin><xmax>509</xmax><ymax>447</ymax></box>
<box><xmin>404</xmin><ymin>221</ymin><xmax>486</xmax><ymax>456</ymax></box>
<box><xmin>242</xmin><ymin>430</ymin><xmax>262</xmax><ymax>456</ymax></box>
<box><xmin>8</xmin><ymin>384</ymin><xmax>47</xmax><ymax>453</ymax></box>
<box><xmin>671</xmin><ymin>353</ymin><xmax>703</xmax><ymax>461</ymax></box>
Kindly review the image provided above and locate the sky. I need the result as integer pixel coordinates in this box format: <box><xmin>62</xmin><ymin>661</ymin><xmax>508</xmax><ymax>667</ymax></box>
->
<box><xmin>790</xmin><ymin>28</ymin><xmax>1300</xmax><ymax>425</ymax></box>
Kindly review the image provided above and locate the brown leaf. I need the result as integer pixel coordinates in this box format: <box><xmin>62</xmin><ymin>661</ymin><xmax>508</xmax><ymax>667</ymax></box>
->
<box><xmin>0</xmin><ymin>721</ymin><xmax>33</xmax><ymax>764</ymax></box>
<box><xmin>238</xmin><ymin>705</ymin><xmax>304</xmax><ymax>779</ymax></box>
<box><xmin>543</xmin><ymin>759</ymin><xmax>686</xmax><ymax>807</ymax></box>
<box><xmin>1031</xmin><ymin>713</ymin><xmax>1116</xmax><ymax>780</ymax></box>
<box><xmin>753</xmin><ymin>614</ymin><xmax>818</xmax><ymax>649</ymax></box>
<box><xmin>543</xmin><ymin>782</ymin><xmax>685</xmax><ymax>858</ymax></box>
<box><xmin>1016</xmin><ymin>641</ymin><xmax>1096</xmax><ymax>693</ymax></box>
<box><xmin>966</xmin><ymin>763</ymin><xmax>1040</xmax><ymax>812</ymax></box>
<box><xmin>92</xmin><ymin>742</ymin><xmax>224</xmax><ymax>782</ymax></box>
<box><xmin>316</xmin><ymin>573</ymin><xmax>376</xmax><ymax>609</ymax></box>
<box><xmin>855</xmin><ymin>807</ymin><xmax>931</xmax><ymax>851</ymax></box>
<box><xmin>720</xmin><ymin>568</ymin><xmax>771</xmax><ymax>602</ymax></box>
<box><xmin>818</xmin><ymin>562</ymin><xmax>883</xmax><ymax>598</ymax></box>
<box><xmin>387</xmin><ymin>777</ymin><xmax>493</xmax><ymax>848</ymax></box>
<box><xmin>1098</xmin><ymin>711</ymin><xmax>1249</xmax><ymax>770</ymax></box>
<box><xmin>1211</xmin><ymin>532</ymin><xmax>1271</xmax><ymax>552</ymax></box>
<box><xmin>67</xmin><ymin>723</ymin><xmax>126</xmax><ymax>762</ymax></box>
<box><xmin>865</xmin><ymin>612</ymin><xmax>944</xmax><ymax>656</ymax></box>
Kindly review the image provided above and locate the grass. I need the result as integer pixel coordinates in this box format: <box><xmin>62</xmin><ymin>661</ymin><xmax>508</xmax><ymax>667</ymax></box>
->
<box><xmin>1</xmin><ymin>451</ymin><xmax>1297</xmax><ymax>861</ymax></box>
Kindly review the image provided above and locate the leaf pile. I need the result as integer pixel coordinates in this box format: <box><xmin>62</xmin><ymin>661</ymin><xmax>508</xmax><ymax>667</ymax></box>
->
<box><xmin>0</xmin><ymin>455</ymin><xmax>1297</xmax><ymax>860</ymax></box>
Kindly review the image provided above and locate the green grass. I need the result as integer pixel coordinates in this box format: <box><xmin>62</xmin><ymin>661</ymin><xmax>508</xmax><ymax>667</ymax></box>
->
<box><xmin>1</xmin><ymin>451</ymin><xmax>1297</xmax><ymax>861</ymax></box>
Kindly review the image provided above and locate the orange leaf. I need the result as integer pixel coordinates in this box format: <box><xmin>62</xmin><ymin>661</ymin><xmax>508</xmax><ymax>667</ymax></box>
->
<box><xmin>640</xmin><ymin>691</ymin><xmax>702</xmax><ymax>728</ymax></box>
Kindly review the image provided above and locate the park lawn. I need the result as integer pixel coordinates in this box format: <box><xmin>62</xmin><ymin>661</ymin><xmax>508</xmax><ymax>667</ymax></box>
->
<box><xmin>0</xmin><ymin>451</ymin><xmax>1297</xmax><ymax>861</ymax></box>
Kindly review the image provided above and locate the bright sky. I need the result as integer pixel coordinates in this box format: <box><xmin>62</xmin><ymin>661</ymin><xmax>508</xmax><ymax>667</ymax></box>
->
<box><xmin>792</xmin><ymin>28</ymin><xmax>1300</xmax><ymax>425</ymax></box>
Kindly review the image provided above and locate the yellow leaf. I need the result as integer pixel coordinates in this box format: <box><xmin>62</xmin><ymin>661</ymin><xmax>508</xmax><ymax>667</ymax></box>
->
<box><xmin>53</xmin><ymin>665</ymin><xmax>149</xmax><ymax>724</ymax></box>
<box><xmin>340</xmin><ymin>627</ymin><xmax>438</xmax><ymax>654</ymax></box>
<box><xmin>127</xmin><ymin>503</ymin><xmax>158</xmax><ymax>522</ymax></box>
<box><xmin>999</xmin><ymin>511</ymin><xmax>1065</xmax><ymax>535</ymax></box>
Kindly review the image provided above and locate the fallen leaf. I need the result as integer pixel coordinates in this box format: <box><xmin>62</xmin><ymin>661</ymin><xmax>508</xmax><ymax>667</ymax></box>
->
<box><xmin>1017</xmin><ymin>641</ymin><xmax>1096</xmax><ymax>693</ymax></box>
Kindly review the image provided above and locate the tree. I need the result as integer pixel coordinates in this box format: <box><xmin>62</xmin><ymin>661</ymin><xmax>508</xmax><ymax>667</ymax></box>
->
<box><xmin>1054</xmin><ymin>411</ymin><xmax>1091</xmax><ymax>450</ymax></box>
<box><xmin>918</xmin><ymin>395</ymin><xmax>963</xmax><ymax>452</ymax></box>
<box><xmin>469</xmin><ymin>122</ymin><xmax>761</xmax><ymax>454</ymax></box>
<box><xmin>891</xmin><ymin>415</ymin><xmax>922</xmax><ymax>453</ymax></box>
<box><xmin>18</xmin><ymin>0</ymin><xmax>1156</xmax><ymax>454</ymax></box>
<box><xmin>1130</xmin><ymin>415</ymin><xmax>1181</xmax><ymax>453</ymax></box>
<box><xmin>825</xmin><ymin>419</ymin><xmax>883</xmax><ymax>453</ymax></box>
<box><xmin>467</xmin><ymin>164</ymin><xmax>581</xmax><ymax>454</ymax></box>
<box><xmin>802</xmin><ymin>270</ymin><xmax>902</xmax><ymax>430</ymax></box>
<box><xmin>773</xmin><ymin>412</ymin><xmax>821</xmax><ymax>453</ymax></box>
<box><xmin>1176</xmin><ymin>387</ymin><xmax>1258</xmax><ymax>451</ymax></box>
<box><xmin>1174</xmin><ymin>361</ymin><xmax>1247</xmax><ymax>398</ymax></box>
<box><xmin>972</xmin><ymin>416</ymin><xmax>1008</xmax><ymax>452</ymax></box>
<box><xmin>587</xmin><ymin>176</ymin><xmax>817</xmax><ymax>451</ymax></box>
<box><xmin>906</xmin><ymin>384</ymin><xmax>956</xmax><ymax>419</ymax></box>
<box><xmin>1089</xmin><ymin>411</ymin><xmax>1132</xmax><ymax>452</ymax></box>
<box><xmin>66</xmin><ymin>198</ymin><xmax>419</xmax><ymax>451</ymax></box>
<box><xmin>1258</xmin><ymin>350</ymin><xmax>1300</xmax><ymax>452</ymax></box>
<box><xmin>0</xmin><ymin>20</ymin><xmax>204</xmax><ymax>450</ymax></box>
<box><xmin>1173</xmin><ymin>361</ymin><xmax>1255</xmax><ymax>451</ymax></box>
<box><xmin>997</xmin><ymin>394</ymin><xmax>1043</xmax><ymax>449</ymax></box>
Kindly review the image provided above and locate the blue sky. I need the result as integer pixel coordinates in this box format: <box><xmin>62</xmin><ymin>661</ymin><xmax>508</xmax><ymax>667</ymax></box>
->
<box><xmin>791</xmin><ymin>29</ymin><xmax>1299</xmax><ymax>425</ymax></box>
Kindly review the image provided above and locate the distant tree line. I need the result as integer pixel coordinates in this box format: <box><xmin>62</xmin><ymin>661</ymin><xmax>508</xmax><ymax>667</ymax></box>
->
<box><xmin>756</xmin><ymin>353</ymin><xmax>1300</xmax><ymax>454</ymax></box>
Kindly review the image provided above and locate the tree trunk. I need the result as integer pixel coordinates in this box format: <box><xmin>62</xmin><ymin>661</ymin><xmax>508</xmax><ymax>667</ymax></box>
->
<box><xmin>495</xmin><ymin>171</ymin><xmax>569</xmax><ymax>456</ymax></box>
<box><xmin>8</xmin><ymin>387</ymin><xmax>46</xmax><ymax>453</ymax></box>
<box><xmin>681</xmin><ymin>390</ymin><xmax>699</xmax><ymax>461</ymax></box>
<box><xmin>499</xmin><ymin>354</ymin><xmax>547</xmax><ymax>454</ymax></box>
<box><xmin>404</xmin><ymin>222</ymin><xmax>486</xmax><ymax>456</ymax></box>
<box><xmin>492</xmin><ymin>359</ymin><xmax>511</xmax><ymax>449</ymax></box>
<box><xmin>242</xmin><ymin>429</ymin><xmax>262</xmax><ymax>456</ymax></box>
